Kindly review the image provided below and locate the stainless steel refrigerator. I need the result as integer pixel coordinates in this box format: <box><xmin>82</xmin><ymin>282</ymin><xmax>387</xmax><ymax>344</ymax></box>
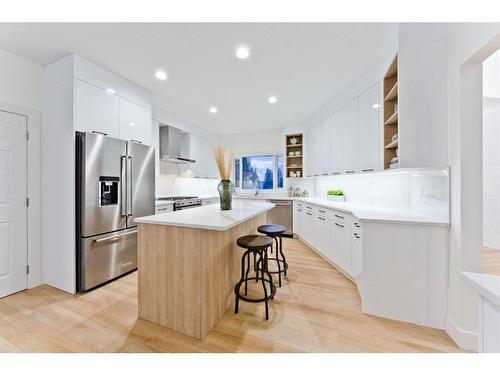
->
<box><xmin>76</xmin><ymin>131</ymin><xmax>155</xmax><ymax>291</ymax></box>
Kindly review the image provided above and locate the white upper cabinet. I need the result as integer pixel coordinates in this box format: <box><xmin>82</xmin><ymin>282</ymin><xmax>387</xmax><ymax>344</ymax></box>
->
<box><xmin>119</xmin><ymin>97</ymin><xmax>152</xmax><ymax>145</ymax></box>
<box><xmin>74</xmin><ymin>79</ymin><xmax>120</xmax><ymax>137</ymax></box>
<box><xmin>358</xmin><ymin>84</ymin><xmax>380</xmax><ymax>172</ymax></box>
<box><xmin>342</xmin><ymin>98</ymin><xmax>359</xmax><ymax>174</ymax></box>
<box><xmin>189</xmin><ymin>135</ymin><xmax>218</xmax><ymax>179</ymax></box>
<box><xmin>330</xmin><ymin>110</ymin><xmax>343</xmax><ymax>174</ymax></box>
<box><xmin>319</xmin><ymin>120</ymin><xmax>331</xmax><ymax>176</ymax></box>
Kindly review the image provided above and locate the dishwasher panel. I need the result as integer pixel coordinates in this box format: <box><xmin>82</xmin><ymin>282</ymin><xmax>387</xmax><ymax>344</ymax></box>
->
<box><xmin>266</xmin><ymin>199</ymin><xmax>293</xmax><ymax>236</ymax></box>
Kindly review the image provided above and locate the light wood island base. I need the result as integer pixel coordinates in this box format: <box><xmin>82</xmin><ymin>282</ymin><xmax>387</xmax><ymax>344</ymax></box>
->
<box><xmin>138</xmin><ymin>214</ymin><xmax>266</xmax><ymax>339</ymax></box>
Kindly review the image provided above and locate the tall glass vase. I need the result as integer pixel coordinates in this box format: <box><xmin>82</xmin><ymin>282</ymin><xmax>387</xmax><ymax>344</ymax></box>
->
<box><xmin>217</xmin><ymin>179</ymin><xmax>235</xmax><ymax>210</ymax></box>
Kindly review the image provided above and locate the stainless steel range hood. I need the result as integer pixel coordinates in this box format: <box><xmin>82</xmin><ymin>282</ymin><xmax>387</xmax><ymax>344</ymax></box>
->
<box><xmin>160</xmin><ymin>125</ymin><xmax>196</xmax><ymax>164</ymax></box>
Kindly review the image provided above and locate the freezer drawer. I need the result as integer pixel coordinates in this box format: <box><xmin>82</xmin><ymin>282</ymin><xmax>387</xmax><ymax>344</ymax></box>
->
<box><xmin>79</xmin><ymin>228</ymin><xmax>137</xmax><ymax>291</ymax></box>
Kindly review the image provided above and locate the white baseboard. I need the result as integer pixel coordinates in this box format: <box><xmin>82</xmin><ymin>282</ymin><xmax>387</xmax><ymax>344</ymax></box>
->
<box><xmin>446</xmin><ymin>317</ymin><xmax>478</xmax><ymax>352</ymax></box>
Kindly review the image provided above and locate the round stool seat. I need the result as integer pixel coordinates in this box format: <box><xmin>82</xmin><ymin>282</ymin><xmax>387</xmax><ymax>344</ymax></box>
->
<box><xmin>257</xmin><ymin>224</ymin><xmax>286</xmax><ymax>235</ymax></box>
<box><xmin>237</xmin><ymin>234</ymin><xmax>273</xmax><ymax>250</ymax></box>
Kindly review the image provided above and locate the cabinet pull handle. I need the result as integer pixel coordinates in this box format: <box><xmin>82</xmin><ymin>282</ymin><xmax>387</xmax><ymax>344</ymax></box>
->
<box><xmin>314</xmin><ymin>174</ymin><xmax>320</xmax><ymax>176</ymax></box>
<box><xmin>335</xmin><ymin>223</ymin><xmax>344</xmax><ymax>228</ymax></box>
<box><xmin>92</xmin><ymin>130</ymin><xmax>108</xmax><ymax>136</ymax></box>
<box><xmin>318</xmin><ymin>217</ymin><xmax>325</xmax><ymax>221</ymax></box>
<box><xmin>322</xmin><ymin>173</ymin><xmax>329</xmax><ymax>176</ymax></box>
<box><xmin>334</xmin><ymin>214</ymin><xmax>344</xmax><ymax>219</ymax></box>
<box><xmin>306</xmin><ymin>175</ymin><xmax>312</xmax><ymax>177</ymax></box>
<box><xmin>319</xmin><ymin>210</ymin><xmax>325</xmax><ymax>213</ymax></box>
<box><xmin>332</xmin><ymin>172</ymin><xmax>341</xmax><ymax>175</ymax></box>
<box><xmin>345</xmin><ymin>170</ymin><xmax>355</xmax><ymax>174</ymax></box>
<box><xmin>354</xmin><ymin>233</ymin><xmax>360</xmax><ymax>239</ymax></box>
<box><xmin>131</xmin><ymin>139</ymin><xmax>143</xmax><ymax>144</ymax></box>
<box><xmin>354</xmin><ymin>222</ymin><xmax>360</xmax><ymax>228</ymax></box>
<box><xmin>362</xmin><ymin>169</ymin><xmax>373</xmax><ymax>172</ymax></box>
<box><xmin>297</xmin><ymin>209</ymin><xmax>302</xmax><ymax>212</ymax></box>
<box><xmin>306</xmin><ymin>212</ymin><xmax>312</xmax><ymax>216</ymax></box>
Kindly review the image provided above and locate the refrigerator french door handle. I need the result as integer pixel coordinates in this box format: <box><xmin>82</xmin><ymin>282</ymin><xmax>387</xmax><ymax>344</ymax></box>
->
<box><xmin>127</xmin><ymin>155</ymin><xmax>133</xmax><ymax>216</ymax></box>
<box><xmin>120</xmin><ymin>155</ymin><xmax>128</xmax><ymax>216</ymax></box>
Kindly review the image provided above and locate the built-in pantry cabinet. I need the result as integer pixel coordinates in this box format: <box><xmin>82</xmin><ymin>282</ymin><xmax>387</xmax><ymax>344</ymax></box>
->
<box><xmin>42</xmin><ymin>54</ymin><xmax>153</xmax><ymax>294</ymax></box>
<box><xmin>305</xmin><ymin>84</ymin><xmax>380</xmax><ymax>177</ymax></box>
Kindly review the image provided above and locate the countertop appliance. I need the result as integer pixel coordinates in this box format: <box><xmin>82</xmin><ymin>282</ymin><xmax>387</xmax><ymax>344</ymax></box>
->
<box><xmin>157</xmin><ymin>196</ymin><xmax>202</xmax><ymax>211</ymax></box>
<box><xmin>76</xmin><ymin>132</ymin><xmax>155</xmax><ymax>291</ymax></box>
<box><xmin>266</xmin><ymin>199</ymin><xmax>293</xmax><ymax>237</ymax></box>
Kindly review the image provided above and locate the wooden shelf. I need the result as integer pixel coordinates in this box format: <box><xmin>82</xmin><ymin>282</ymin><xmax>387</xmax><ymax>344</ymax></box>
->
<box><xmin>286</xmin><ymin>144</ymin><xmax>303</xmax><ymax>147</ymax></box>
<box><xmin>285</xmin><ymin>133</ymin><xmax>304</xmax><ymax>178</ymax></box>
<box><xmin>383</xmin><ymin>54</ymin><xmax>399</xmax><ymax>170</ymax></box>
<box><xmin>286</xmin><ymin>155</ymin><xmax>302</xmax><ymax>158</ymax></box>
<box><xmin>287</xmin><ymin>166</ymin><xmax>303</xmax><ymax>169</ymax></box>
<box><xmin>384</xmin><ymin>81</ymin><xmax>398</xmax><ymax>101</ymax></box>
<box><xmin>384</xmin><ymin>111</ymin><xmax>398</xmax><ymax>125</ymax></box>
<box><xmin>384</xmin><ymin>139</ymin><xmax>398</xmax><ymax>149</ymax></box>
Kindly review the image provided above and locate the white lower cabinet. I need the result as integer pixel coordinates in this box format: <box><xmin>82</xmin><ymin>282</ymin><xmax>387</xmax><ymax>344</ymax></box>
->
<box><xmin>295</xmin><ymin>202</ymin><xmax>354</xmax><ymax>278</ymax></box>
<box><xmin>330</xmin><ymin>216</ymin><xmax>351</xmax><ymax>275</ymax></box>
<box><xmin>314</xmin><ymin>214</ymin><xmax>330</xmax><ymax>257</ymax></box>
<box><xmin>351</xmin><ymin>221</ymin><xmax>363</xmax><ymax>279</ymax></box>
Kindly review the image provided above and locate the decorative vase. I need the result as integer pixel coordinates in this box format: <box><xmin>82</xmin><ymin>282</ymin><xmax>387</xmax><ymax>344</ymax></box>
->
<box><xmin>217</xmin><ymin>179</ymin><xmax>235</xmax><ymax>210</ymax></box>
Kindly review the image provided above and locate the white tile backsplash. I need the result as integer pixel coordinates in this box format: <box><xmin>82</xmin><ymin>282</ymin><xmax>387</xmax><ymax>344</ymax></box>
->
<box><xmin>156</xmin><ymin>175</ymin><xmax>219</xmax><ymax>197</ymax></box>
<box><xmin>291</xmin><ymin>167</ymin><xmax>449</xmax><ymax>220</ymax></box>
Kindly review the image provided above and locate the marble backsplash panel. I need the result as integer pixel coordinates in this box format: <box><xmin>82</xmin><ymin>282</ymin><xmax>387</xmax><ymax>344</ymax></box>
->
<box><xmin>307</xmin><ymin>167</ymin><xmax>449</xmax><ymax>220</ymax></box>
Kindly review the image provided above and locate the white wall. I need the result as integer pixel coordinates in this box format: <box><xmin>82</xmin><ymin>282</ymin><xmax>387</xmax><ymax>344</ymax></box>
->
<box><xmin>0</xmin><ymin>49</ymin><xmax>43</xmax><ymax>112</ymax></box>
<box><xmin>446</xmin><ymin>23</ymin><xmax>500</xmax><ymax>351</ymax></box>
<box><xmin>220</xmin><ymin>128</ymin><xmax>284</xmax><ymax>157</ymax></box>
<box><xmin>483</xmin><ymin>98</ymin><xmax>500</xmax><ymax>249</ymax></box>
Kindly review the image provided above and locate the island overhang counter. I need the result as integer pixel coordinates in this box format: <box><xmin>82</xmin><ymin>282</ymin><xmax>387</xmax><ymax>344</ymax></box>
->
<box><xmin>134</xmin><ymin>200</ymin><xmax>275</xmax><ymax>339</ymax></box>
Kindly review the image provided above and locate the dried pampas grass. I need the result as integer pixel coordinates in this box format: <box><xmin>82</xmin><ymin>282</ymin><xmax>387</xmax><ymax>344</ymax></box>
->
<box><xmin>214</xmin><ymin>145</ymin><xmax>234</xmax><ymax>180</ymax></box>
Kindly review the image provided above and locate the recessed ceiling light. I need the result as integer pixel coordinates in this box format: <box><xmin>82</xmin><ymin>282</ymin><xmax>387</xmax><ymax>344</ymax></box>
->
<box><xmin>235</xmin><ymin>45</ymin><xmax>250</xmax><ymax>60</ymax></box>
<box><xmin>129</xmin><ymin>122</ymin><xmax>137</xmax><ymax>127</ymax></box>
<box><xmin>209</xmin><ymin>106</ymin><xmax>218</xmax><ymax>114</ymax></box>
<box><xmin>268</xmin><ymin>96</ymin><xmax>277</xmax><ymax>104</ymax></box>
<box><xmin>105</xmin><ymin>88</ymin><xmax>116</xmax><ymax>94</ymax></box>
<box><xmin>372</xmin><ymin>103</ymin><xmax>380</xmax><ymax>109</ymax></box>
<box><xmin>155</xmin><ymin>70</ymin><xmax>167</xmax><ymax>81</ymax></box>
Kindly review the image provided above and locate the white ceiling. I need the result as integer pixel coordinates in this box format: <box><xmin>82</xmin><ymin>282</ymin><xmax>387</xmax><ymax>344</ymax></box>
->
<box><xmin>0</xmin><ymin>23</ymin><xmax>397</xmax><ymax>135</ymax></box>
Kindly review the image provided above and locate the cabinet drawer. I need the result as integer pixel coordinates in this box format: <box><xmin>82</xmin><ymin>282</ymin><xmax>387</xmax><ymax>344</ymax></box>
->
<box><xmin>315</xmin><ymin>206</ymin><xmax>330</xmax><ymax>217</ymax></box>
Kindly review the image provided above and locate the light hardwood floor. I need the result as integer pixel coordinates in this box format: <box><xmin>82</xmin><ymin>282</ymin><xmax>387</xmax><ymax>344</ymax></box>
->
<box><xmin>483</xmin><ymin>247</ymin><xmax>500</xmax><ymax>276</ymax></box>
<box><xmin>0</xmin><ymin>238</ymin><xmax>463</xmax><ymax>353</ymax></box>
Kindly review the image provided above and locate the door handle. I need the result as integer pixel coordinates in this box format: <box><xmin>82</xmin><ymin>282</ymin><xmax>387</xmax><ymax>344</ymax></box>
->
<box><xmin>131</xmin><ymin>139</ymin><xmax>143</xmax><ymax>144</ymax></box>
<box><xmin>92</xmin><ymin>230</ymin><xmax>138</xmax><ymax>244</ymax></box>
<box><xmin>92</xmin><ymin>130</ymin><xmax>108</xmax><ymax>136</ymax></box>
<box><xmin>120</xmin><ymin>155</ymin><xmax>127</xmax><ymax>216</ymax></box>
<box><xmin>127</xmin><ymin>156</ymin><xmax>133</xmax><ymax>216</ymax></box>
<box><xmin>335</xmin><ymin>223</ymin><xmax>344</xmax><ymax>228</ymax></box>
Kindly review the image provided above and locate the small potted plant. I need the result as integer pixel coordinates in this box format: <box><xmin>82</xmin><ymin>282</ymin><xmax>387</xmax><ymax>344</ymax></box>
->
<box><xmin>327</xmin><ymin>189</ymin><xmax>345</xmax><ymax>202</ymax></box>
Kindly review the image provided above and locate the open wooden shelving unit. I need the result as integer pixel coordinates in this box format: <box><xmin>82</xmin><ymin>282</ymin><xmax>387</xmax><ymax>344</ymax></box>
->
<box><xmin>285</xmin><ymin>133</ymin><xmax>303</xmax><ymax>178</ymax></box>
<box><xmin>383</xmin><ymin>54</ymin><xmax>399</xmax><ymax>170</ymax></box>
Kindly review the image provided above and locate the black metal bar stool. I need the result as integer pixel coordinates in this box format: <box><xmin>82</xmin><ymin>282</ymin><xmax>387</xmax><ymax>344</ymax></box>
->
<box><xmin>257</xmin><ymin>224</ymin><xmax>288</xmax><ymax>287</ymax></box>
<box><xmin>234</xmin><ymin>234</ymin><xmax>276</xmax><ymax>320</ymax></box>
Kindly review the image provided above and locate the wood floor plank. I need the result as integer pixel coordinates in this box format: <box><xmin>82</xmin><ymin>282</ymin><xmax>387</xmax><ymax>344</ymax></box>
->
<box><xmin>0</xmin><ymin>238</ymin><xmax>464</xmax><ymax>352</ymax></box>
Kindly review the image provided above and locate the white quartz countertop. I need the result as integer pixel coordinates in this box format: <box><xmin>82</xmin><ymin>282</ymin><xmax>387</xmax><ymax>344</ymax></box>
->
<box><xmin>295</xmin><ymin>197</ymin><xmax>450</xmax><ymax>226</ymax></box>
<box><xmin>462</xmin><ymin>272</ymin><xmax>500</xmax><ymax>307</ymax></box>
<box><xmin>135</xmin><ymin>200</ymin><xmax>275</xmax><ymax>231</ymax></box>
<box><xmin>234</xmin><ymin>195</ymin><xmax>449</xmax><ymax>226</ymax></box>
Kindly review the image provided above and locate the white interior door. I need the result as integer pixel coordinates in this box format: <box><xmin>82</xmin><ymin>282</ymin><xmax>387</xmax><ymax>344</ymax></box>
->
<box><xmin>0</xmin><ymin>110</ymin><xmax>27</xmax><ymax>298</ymax></box>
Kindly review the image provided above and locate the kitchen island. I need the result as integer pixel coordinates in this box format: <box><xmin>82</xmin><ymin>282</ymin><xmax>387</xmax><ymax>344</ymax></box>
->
<box><xmin>134</xmin><ymin>200</ymin><xmax>275</xmax><ymax>339</ymax></box>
